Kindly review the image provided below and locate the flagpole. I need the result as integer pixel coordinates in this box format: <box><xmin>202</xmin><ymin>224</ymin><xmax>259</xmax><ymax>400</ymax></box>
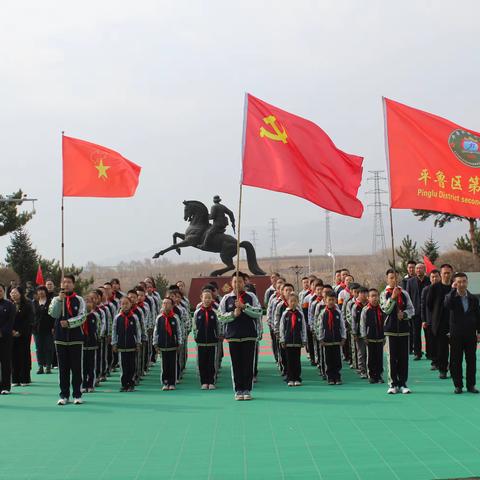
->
<box><xmin>61</xmin><ymin>131</ymin><xmax>65</xmax><ymax>282</ymax></box>
<box><xmin>382</xmin><ymin>97</ymin><xmax>398</xmax><ymax>279</ymax></box>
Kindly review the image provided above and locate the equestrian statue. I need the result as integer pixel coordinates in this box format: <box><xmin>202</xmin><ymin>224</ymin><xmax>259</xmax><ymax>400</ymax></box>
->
<box><xmin>153</xmin><ymin>196</ymin><xmax>266</xmax><ymax>277</ymax></box>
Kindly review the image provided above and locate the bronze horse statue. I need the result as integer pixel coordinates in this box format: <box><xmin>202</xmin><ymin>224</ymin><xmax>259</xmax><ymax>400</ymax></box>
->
<box><xmin>153</xmin><ymin>200</ymin><xmax>266</xmax><ymax>277</ymax></box>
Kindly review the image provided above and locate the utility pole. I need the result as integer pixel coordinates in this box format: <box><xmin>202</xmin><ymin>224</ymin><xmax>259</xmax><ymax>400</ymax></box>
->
<box><xmin>289</xmin><ymin>265</ymin><xmax>304</xmax><ymax>291</ymax></box>
<box><xmin>366</xmin><ymin>170</ymin><xmax>388</xmax><ymax>254</ymax></box>
<box><xmin>269</xmin><ymin>218</ymin><xmax>278</xmax><ymax>259</ymax></box>
<box><xmin>251</xmin><ymin>229</ymin><xmax>258</xmax><ymax>249</ymax></box>
<box><xmin>324</xmin><ymin>210</ymin><xmax>332</xmax><ymax>256</ymax></box>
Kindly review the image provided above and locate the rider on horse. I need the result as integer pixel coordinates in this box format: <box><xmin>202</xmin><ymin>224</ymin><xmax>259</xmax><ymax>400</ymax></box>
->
<box><xmin>199</xmin><ymin>195</ymin><xmax>236</xmax><ymax>250</ymax></box>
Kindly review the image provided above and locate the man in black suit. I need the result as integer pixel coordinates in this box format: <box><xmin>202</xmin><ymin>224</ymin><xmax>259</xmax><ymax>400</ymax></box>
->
<box><xmin>421</xmin><ymin>269</ymin><xmax>440</xmax><ymax>369</ymax></box>
<box><xmin>427</xmin><ymin>264</ymin><xmax>453</xmax><ymax>379</ymax></box>
<box><xmin>406</xmin><ymin>263</ymin><xmax>430</xmax><ymax>360</ymax></box>
<box><xmin>444</xmin><ymin>272</ymin><xmax>480</xmax><ymax>394</ymax></box>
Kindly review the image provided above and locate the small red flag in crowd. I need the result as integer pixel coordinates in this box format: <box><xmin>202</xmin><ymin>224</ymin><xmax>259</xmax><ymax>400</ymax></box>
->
<box><xmin>35</xmin><ymin>265</ymin><xmax>45</xmax><ymax>286</ymax></box>
<box><xmin>62</xmin><ymin>136</ymin><xmax>141</xmax><ymax>198</ymax></box>
<box><xmin>423</xmin><ymin>255</ymin><xmax>437</xmax><ymax>274</ymax></box>
<box><xmin>242</xmin><ymin>94</ymin><xmax>364</xmax><ymax>218</ymax></box>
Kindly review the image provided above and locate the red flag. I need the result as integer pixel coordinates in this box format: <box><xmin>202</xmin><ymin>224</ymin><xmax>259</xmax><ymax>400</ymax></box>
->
<box><xmin>384</xmin><ymin>98</ymin><xmax>480</xmax><ymax>217</ymax></box>
<box><xmin>62</xmin><ymin>136</ymin><xmax>141</xmax><ymax>197</ymax></box>
<box><xmin>36</xmin><ymin>265</ymin><xmax>45</xmax><ymax>286</ymax></box>
<box><xmin>242</xmin><ymin>94</ymin><xmax>364</xmax><ymax>218</ymax></box>
<box><xmin>423</xmin><ymin>255</ymin><xmax>436</xmax><ymax>274</ymax></box>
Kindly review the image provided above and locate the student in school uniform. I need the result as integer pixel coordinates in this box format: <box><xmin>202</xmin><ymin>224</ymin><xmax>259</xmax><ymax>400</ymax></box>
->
<box><xmin>82</xmin><ymin>293</ymin><xmax>102</xmax><ymax>393</ymax></box>
<box><xmin>112</xmin><ymin>296</ymin><xmax>142</xmax><ymax>392</ymax></box>
<box><xmin>360</xmin><ymin>288</ymin><xmax>386</xmax><ymax>384</ymax></box>
<box><xmin>127</xmin><ymin>289</ymin><xmax>146</xmax><ymax>385</ymax></box>
<box><xmin>193</xmin><ymin>288</ymin><xmax>219</xmax><ymax>389</ymax></box>
<box><xmin>49</xmin><ymin>275</ymin><xmax>86</xmax><ymax>405</ymax></box>
<box><xmin>266</xmin><ymin>278</ymin><xmax>286</xmax><ymax>365</ymax></box>
<box><xmin>274</xmin><ymin>283</ymin><xmax>295</xmax><ymax>378</ymax></box>
<box><xmin>279</xmin><ymin>293</ymin><xmax>307</xmax><ymax>386</ymax></box>
<box><xmin>444</xmin><ymin>273</ymin><xmax>480</xmax><ymax>394</ymax></box>
<box><xmin>264</xmin><ymin>272</ymin><xmax>280</xmax><ymax>307</ymax></box>
<box><xmin>219</xmin><ymin>272</ymin><xmax>262</xmax><ymax>401</ymax></box>
<box><xmin>313</xmin><ymin>285</ymin><xmax>335</xmax><ymax>380</ymax></box>
<box><xmin>97</xmin><ymin>286</ymin><xmax>113</xmax><ymax>382</ymax></box>
<box><xmin>350</xmin><ymin>286</ymin><xmax>369</xmax><ymax>378</ymax></box>
<box><xmin>317</xmin><ymin>291</ymin><xmax>346</xmax><ymax>385</ymax></box>
<box><xmin>380</xmin><ymin>269</ymin><xmax>415</xmax><ymax>395</ymax></box>
<box><xmin>307</xmin><ymin>282</ymin><xmax>324</xmax><ymax>368</ymax></box>
<box><xmin>301</xmin><ymin>277</ymin><xmax>318</xmax><ymax>365</ymax></box>
<box><xmin>153</xmin><ymin>297</ymin><xmax>183</xmax><ymax>391</ymax></box>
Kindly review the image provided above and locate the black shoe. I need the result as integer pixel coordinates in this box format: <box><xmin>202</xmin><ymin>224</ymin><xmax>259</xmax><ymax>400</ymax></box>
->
<box><xmin>119</xmin><ymin>387</ymin><xmax>127</xmax><ymax>392</ymax></box>
<box><xmin>369</xmin><ymin>378</ymin><xmax>376</xmax><ymax>384</ymax></box>
<box><xmin>430</xmin><ymin>365</ymin><xmax>438</xmax><ymax>371</ymax></box>
<box><xmin>454</xmin><ymin>387</ymin><xmax>463</xmax><ymax>394</ymax></box>
<box><xmin>37</xmin><ymin>367</ymin><xmax>44</xmax><ymax>374</ymax></box>
<box><xmin>378</xmin><ymin>376</ymin><xmax>385</xmax><ymax>383</ymax></box>
<box><xmin>439</xmin><ymin>372</ymin><xmax>447</xmax><ymax>379</ymax></box>
<box><xmin>413</xmin><ymin>355</ymin><xmax>422</xmax><ymax>361</ymax></box>
<box><xmin>45</xmin><ymin>367</ymin><xmax>52</xmax><ymax>374</ymax></box>
<box><xmin>467</xmin><ymin>387</ymin><xmax>479</xmax><ymax>394</ymax></box>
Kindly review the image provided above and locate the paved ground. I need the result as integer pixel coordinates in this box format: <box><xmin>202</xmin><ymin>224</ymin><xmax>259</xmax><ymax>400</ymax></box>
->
<box><xmin>1</xmin><ymin>332</ymin><xmax>480</xmax><ymax>479</ymax></box>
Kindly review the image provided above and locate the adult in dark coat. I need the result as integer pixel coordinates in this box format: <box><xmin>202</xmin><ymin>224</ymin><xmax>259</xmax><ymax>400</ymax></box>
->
<box><xmin>10</xmin><ymin>287</ymin><xmax>34</xmax><ymax>386</ymax></box>
<box><xmin>427</xmin><ymin>264</ymin><xmax>453</xmax><ymax>379</ymax></box>
<box><xmin>0</xmin><ymin>284</ymin><xmax>16</xmax><ymax>394</ymax></box>
<box><xmin>406</xmin><ymin>263</ymin><xmax>430</xmax><ymax>360</ymax></box>
<box><xmin>420</xmin><ymin>269</ymin><xmax>440</xmax><ymax>368</ymax></box>
<box><xmin>33</xmin><ymin>286</ymin><xmax>55</xmax><ymax>374</ymax></box>
<box><xmin>444</xmin><ymin>272</ymin><xmax>480</xmax><ymax>394</ymax></box>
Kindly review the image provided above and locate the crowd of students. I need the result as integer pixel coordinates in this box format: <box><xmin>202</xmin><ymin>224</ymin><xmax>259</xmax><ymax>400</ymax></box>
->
<box><xmin>0</xmin><ymin>263</ymin><xmax>478</xmax><ymax>405</ymax></box>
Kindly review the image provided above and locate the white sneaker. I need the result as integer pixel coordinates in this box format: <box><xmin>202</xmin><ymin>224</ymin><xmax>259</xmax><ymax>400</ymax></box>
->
<box><xmin>294</xmin><ymin>381</ymin><xmax>302</xmax><ymax>386</ymax></box>
<box><xmin>287</xmin><ymin>381</ymin><xmax>294</xmax><ymax>387</ymax></box>
<box><xmin>168</xmin><ymin>385</ymin><xmax>176</xmax><ymax>390</ymax></box>
<box><xmin>243</xmin><ymin>391</ymin><xmax>252</xmax><ymax>400</ymax></box>
<box><xmin>57</xmin><ymin>398</ymin><xmax>68</xmax><ymax>405</ymax></box>
<box><xmin>162</xmin><ymin>385</ymin><xmax>169</xmax><ymax>391</ymax></box>
<box><xmin>234</xmin><ymin>392</ymin><xmax>243</xmax><ymax>401</ymax></box>
<box><xmin>400</xmin><ymin>386</ymin><xmax>411</xmax><ymax>394</ymax></box>
<box><xmin>20</xmin><ymin>383</ymin><xmax>28</xmax><ymax>387</ymax></box>
<box><xmin>73</xmin><ymin>398</ymin><xmax>83</xmax><ymax>405</ymax></box>
<box><xmin>1</xmin><ymin>390</ymin><xmax>10</xmax><ymax>395</ymax></box>
<box><xmin>201</xmin><ymin>384</ymin><xmax>209</xmax><ymax>390</ymax></box>
<box><xmin>387</xmin><ymin>387</ymin><xmax>398</xmax><ymax>394</ymax></box>
<box><xmin>208</xmin><ymin>384</ymin><xmax>216</xmax><ymax>390</ymax></box>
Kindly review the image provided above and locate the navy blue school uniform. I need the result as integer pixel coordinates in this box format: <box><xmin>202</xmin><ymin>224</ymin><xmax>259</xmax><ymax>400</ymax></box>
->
<box><xmin>153</xmin><ymin>310</ymin><xmax>183</xmax><ymax>387</ymax></box>
<box><xmin>317</xmin><ymin>306</ymin><xmax>346</xmax><ymax>383</ymax></box>
<box><xmin>82</xmin><ymin>311</ymin><xmax>99</xmax><ymax>390</ymax></box>
<box><xmin>193</xmin><ymin>305</ymin><xmax>219</xmax><ymax>385</ymax></box>
<box><xmin>0</xmin><ymin>298</ymin><xmax>15</xmax><ymax>392</ymax></box>
<box><xmin>360</xmin><ymin>304</ymin><xmax>385</xmax><ymax>382</ymax></box>
<box><xmin>49</xmin><ymin>293</ymin><xmax>86</xmax><ymax>400</ymax></box>
<box><xmin>112</xmin><ymin>309</ymin><xmax>141</xmax><ymax>390</ymax></box>
<box><xmin>279</xmin><ymin>308</ymin><xmax>307</xmax><ymax>383</ymax></box>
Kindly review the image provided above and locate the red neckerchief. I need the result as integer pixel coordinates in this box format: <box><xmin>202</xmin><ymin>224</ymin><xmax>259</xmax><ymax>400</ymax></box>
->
<box><xmin>120</xmin><ymin>309</ymin><xmax>134</xmax><ymax>330</ymax></box>
<box><xmin>138</xmin><ymin>301</ymin><xmax>145</xmax><ymax>308</ymax></box>
<box><xmin>65</xmin><ymin>292</ymin><xmax>76</xmax><ymax>316</ymax></box>
<box><xmin>386</xmin><ymin>287</ymin><xmax>404</xmax><ymax>310</ymax></box>
<box><xmin>237</xmin><ymin>291</ymin><xmax>246</xmax><ymax>303</ymax></box>
<box><xmin>326</xmin><ymin>307</ymin><xmax>335</xmax><ymax>331</ymax></box>
<box><xmin>339</xmin><ymin>282</ymin><xmax>346</xmax><ymax>290</ymax></box>
<box><xmin>82</xmin><ymin>312</ymin><xmax>91</xmax><ymax>335</ymax></box>
<box><xmin>201</xmin><ymin>305</ymin><xmax>212</xmax><ymax>327</ymax></box>
<box><xmin>291</xmin><ymin>310</ymin><xmax>298</xmax><ymax>330</ymax></box>
<box><xmin>162</xmin><ymin>310</ymin><xmax>175</xmax><ymax>337</ymax></box>
<box><xmin>109</xmin><ymin>294</ymin><xmax>116</xmax><ymax>303</ymax></box>
<box><xmin>368</xmin><ymin>303</ymin><xmax>383</xmax><ymax>330</ymax></box>
<box><xmin>344</xmin><ymin>287</ymin><xmax>351</xmax><ymax>295</ymax></box>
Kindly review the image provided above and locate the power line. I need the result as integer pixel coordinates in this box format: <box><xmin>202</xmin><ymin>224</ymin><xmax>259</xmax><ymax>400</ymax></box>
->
<box><xmin>366</xmin><ymin>170</ymin><xmax>388</xmax><ymax>254</ymax></box>
<box><xmin>251</xmin><ymin>229</ymin><xmax>258</xmax><ymax>249</ymax></box>
<box><xmin>324</xmin><ymin>210</ymin><xmax>332</xmax><ymax>255</ymax></box>
<box><xmin>269</xmin><ymin>218</ymin><xmax>278</xmax><ymax>259</ymax></box>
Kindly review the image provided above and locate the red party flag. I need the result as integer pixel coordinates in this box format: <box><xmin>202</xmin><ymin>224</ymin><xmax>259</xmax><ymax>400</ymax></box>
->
<box><xmin>242</xmin><ymin>94</ymin><xmax>364</xmax><ymax>218</ymax></box>
<box><xmin>384</xmin><ymin>98</ymin><xmax>480</xmax><ymax>217</ymax></box>
<box><xmin>35</xmin><ymin>265</ymin><xmax>45</xmax><ymax>286</ymax></box>
<box><xmin>423</xmin><ymin>255</ymin><xmax>436</xmax><ymax>274</ymax></box>
<box><xmin>62</xmin><ymin>136</ymin><xmax>141</xmax><ymax>197</ymax></box>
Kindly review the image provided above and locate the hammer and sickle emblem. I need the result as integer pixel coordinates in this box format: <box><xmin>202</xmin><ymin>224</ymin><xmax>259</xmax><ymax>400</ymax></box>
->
<box><xmin>259</xmin><ymin>115</ymin><xmax>288</xmax><ymax>144</ymax></box>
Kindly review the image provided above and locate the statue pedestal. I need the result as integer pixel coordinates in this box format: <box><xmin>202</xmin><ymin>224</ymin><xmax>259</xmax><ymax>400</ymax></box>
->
<box><xmin>188</xmin><ymin>275</ymin><xmax>271</xmax><ymax>307</ymax></box>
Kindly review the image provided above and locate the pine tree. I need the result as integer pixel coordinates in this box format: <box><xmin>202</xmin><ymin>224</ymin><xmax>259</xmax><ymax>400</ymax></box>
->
<box><xmin>455</xmin><ymin>229</ymin><xmax>480</xmax><ymax>255</ymax></box>
<box><xmin>391</xmin><ymin>235</ymin><xmax>419</xmax><ymax>275</ymax></box>
<box><xmin>5</xmin><ymin>228</ymin><xmax>38</xmax><ymax>285</ymax></box>
<box><xmin>0</xmin><ymin>190</ymin><xmax>35</xmax><ymax>237</ymax></box>
<box><xmin>421</xmin><ymin>234</ymin><xmax>440</xmax><ymax>263</ymax></box>
<box><xmin>154</xmin><ymin>272</ymin><xmax>169</xmax><ymax>298</ymax></box>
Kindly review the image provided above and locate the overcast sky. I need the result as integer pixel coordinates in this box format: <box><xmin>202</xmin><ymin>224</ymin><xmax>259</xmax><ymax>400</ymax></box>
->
<box><xmin>1</xmin><ymin>0</ymin><xmax>478</xmax><ymax>266</ymax></box>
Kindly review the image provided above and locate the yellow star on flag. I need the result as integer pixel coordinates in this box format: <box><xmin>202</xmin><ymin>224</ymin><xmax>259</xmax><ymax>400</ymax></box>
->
<box><xmin>95</xmin><ymin>159</ymin><xmax>111</xmax><ymax>179</ymax></box>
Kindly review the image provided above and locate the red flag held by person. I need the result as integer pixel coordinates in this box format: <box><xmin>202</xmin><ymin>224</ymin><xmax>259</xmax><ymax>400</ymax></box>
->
<box><xmin>36</xmin><ymin>265</ymin><xmax>45</xmax><ymax>286</ymax></box>
<box><xmin>384</xmin><ymin>98</ymin><xmax>480</xmax><ymax>217</ymax></box>
<box><xmin>242</xmin><ymin>94</ymin><xmax>364</xmax><ymax>218</ymax></box>
<box><xmin>423</xmin><ymin>255</ymin><xmax>436</xmax><ymax>274</ymax></box>
<box><xmin>63</xmin><ymin>136</ymin><xmax>141</xmax><ymax>197</ymax></box>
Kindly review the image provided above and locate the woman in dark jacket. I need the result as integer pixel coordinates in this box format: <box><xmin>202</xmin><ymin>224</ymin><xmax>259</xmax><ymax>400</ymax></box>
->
<box><xmin>10</xmin><ymin>287</ymin><xmax>34</xmax><ymax>386</ymax></box>
<box><xmin>33</xmin><ymin>286</ymin><xmax>55</xmax><ymax>374</ymax></box>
